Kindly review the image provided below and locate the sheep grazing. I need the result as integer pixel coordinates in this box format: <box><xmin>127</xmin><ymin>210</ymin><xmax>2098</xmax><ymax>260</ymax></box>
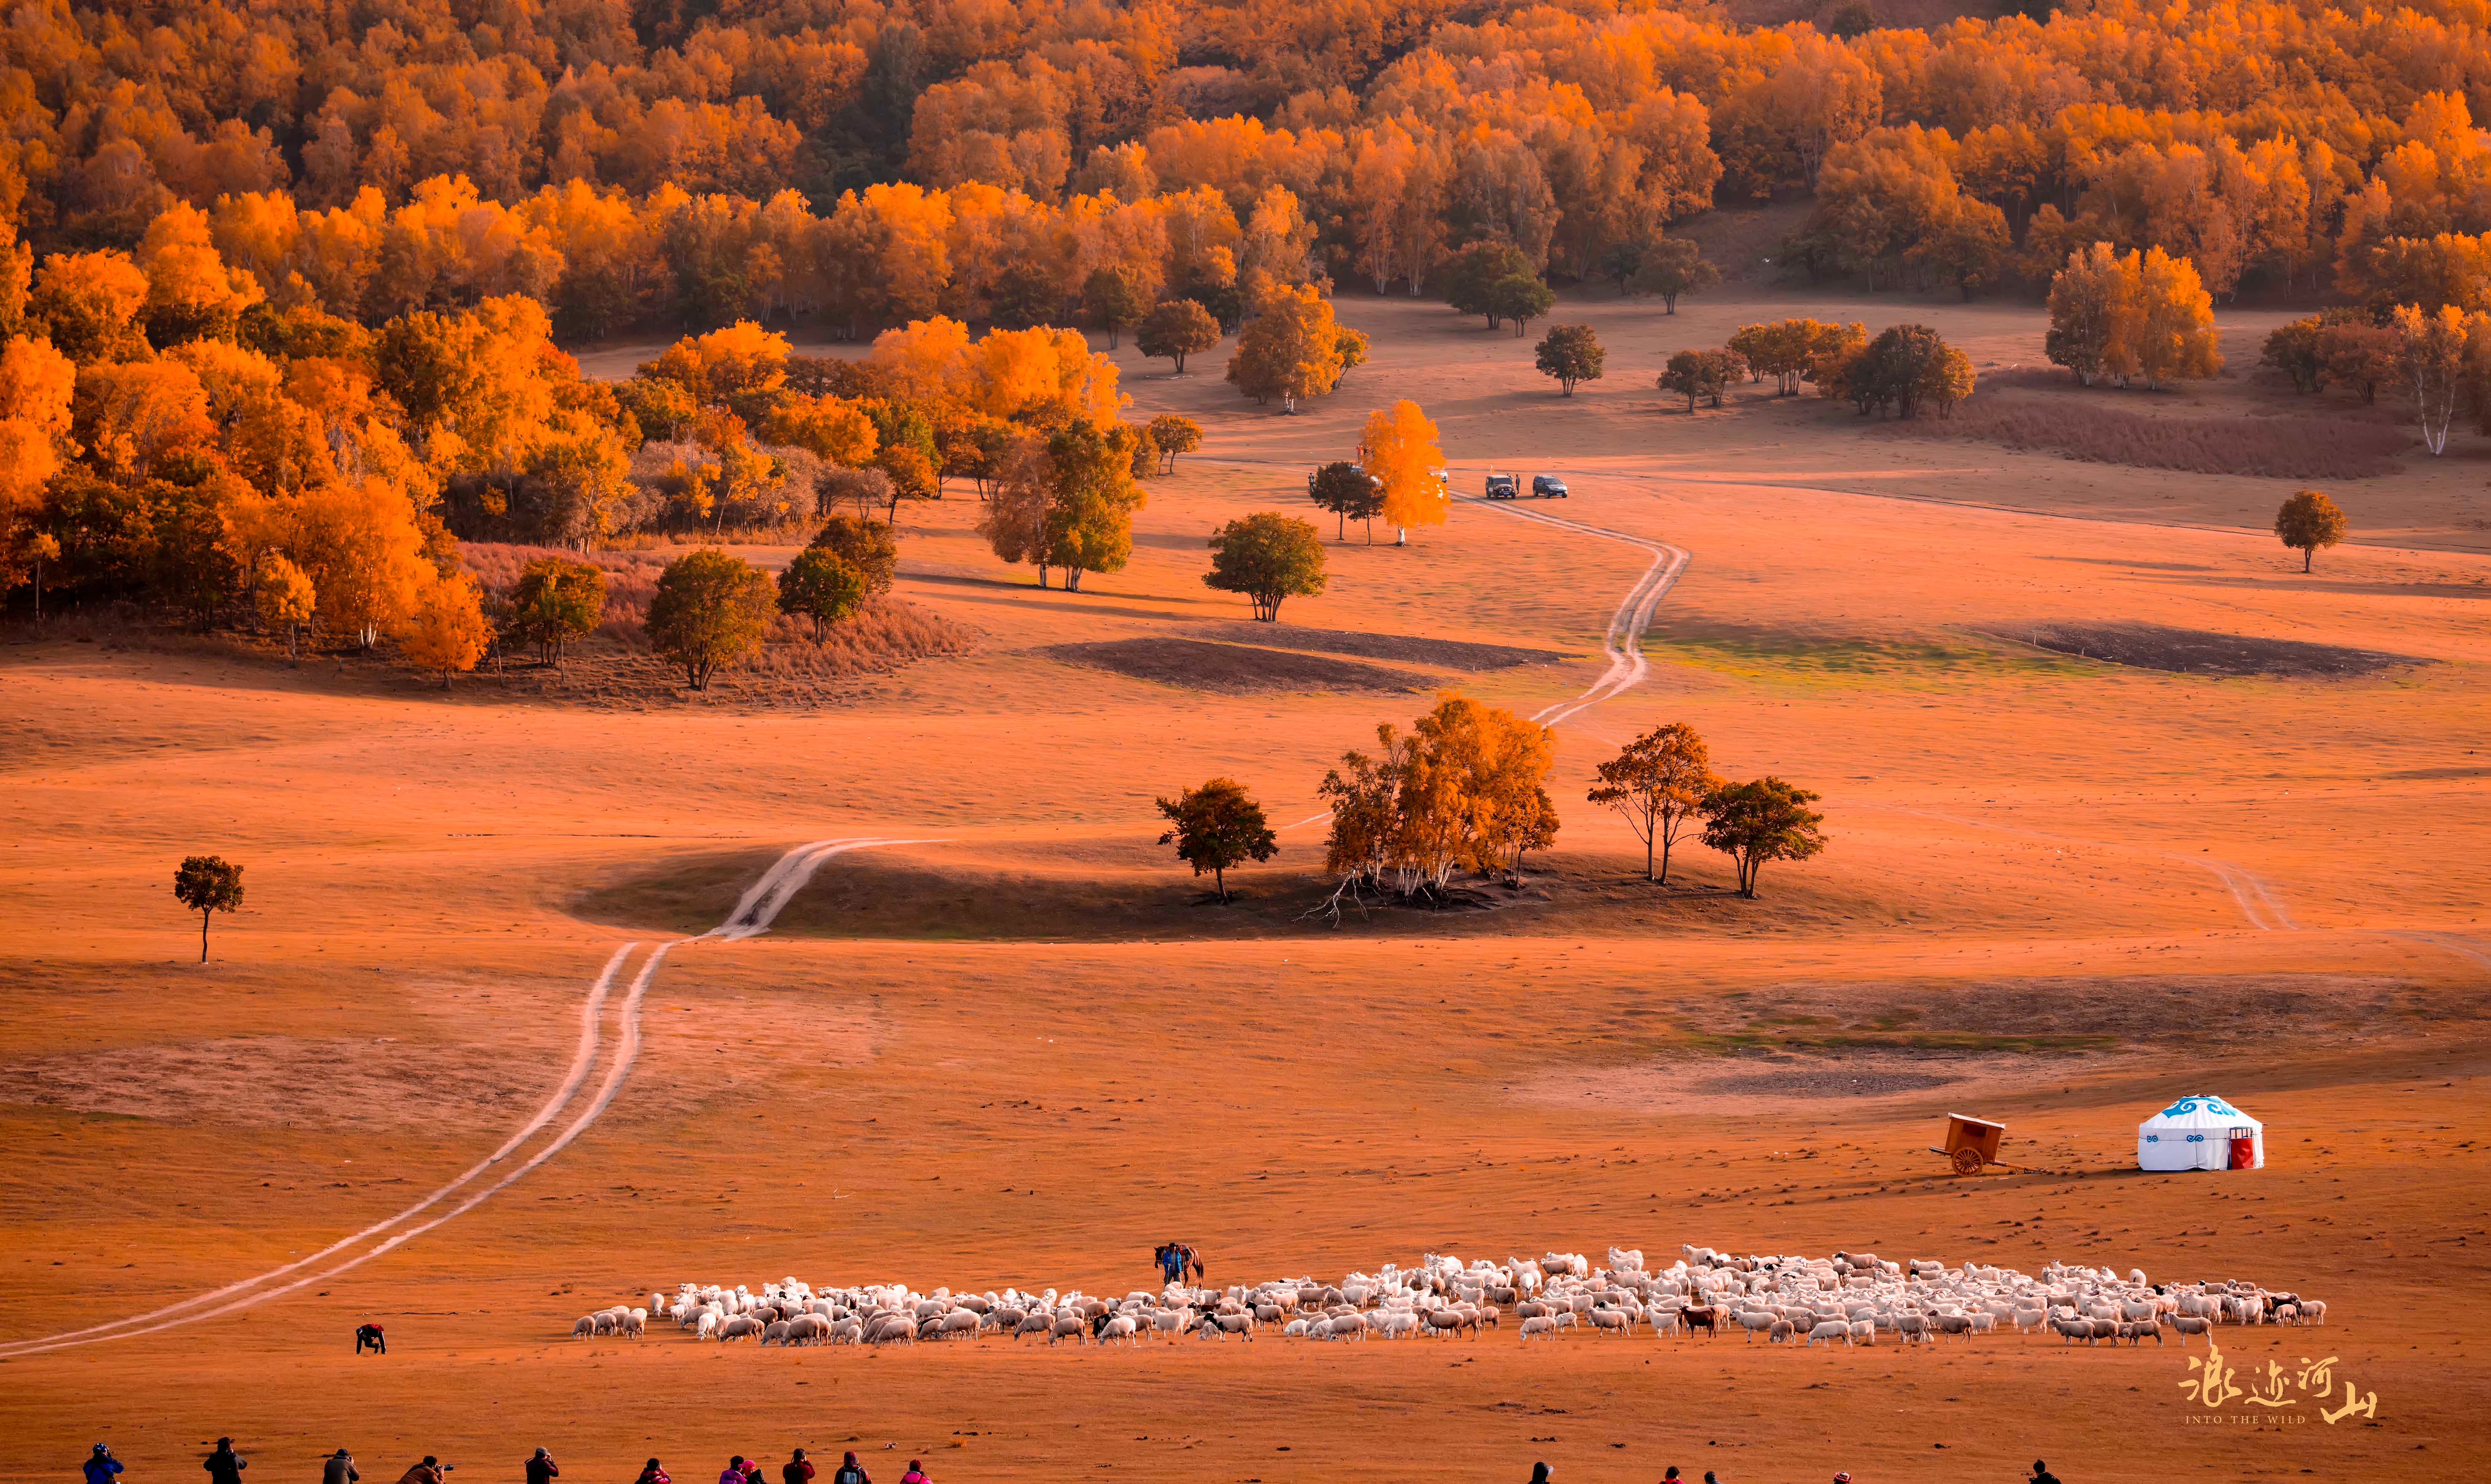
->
<box><xmin>590</xmin><ymin>1248</ymin><xmax>2316</xmax><ymax>1361</ymax></box>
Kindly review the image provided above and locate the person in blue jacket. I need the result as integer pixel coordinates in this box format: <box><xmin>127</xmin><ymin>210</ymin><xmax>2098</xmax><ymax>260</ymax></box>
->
<box><xmin>84</xmin><ymin>1444</ymin><xmax>125</xmax><ymax>1484</ymax></box>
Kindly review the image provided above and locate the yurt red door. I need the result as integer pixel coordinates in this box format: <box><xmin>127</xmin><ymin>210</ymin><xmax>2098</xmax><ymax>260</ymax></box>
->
<box><xmin>2228</xmin><ymin>1127</ymin><xmax>2256</xmax><ymax>1169</ymax></box>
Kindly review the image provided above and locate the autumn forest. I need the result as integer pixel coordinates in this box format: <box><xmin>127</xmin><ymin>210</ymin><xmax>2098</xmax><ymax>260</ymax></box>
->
<box><xmin>2</xmin><ymin>0</ymin><xmax>2488</xmax><ymax>672</ymax></box>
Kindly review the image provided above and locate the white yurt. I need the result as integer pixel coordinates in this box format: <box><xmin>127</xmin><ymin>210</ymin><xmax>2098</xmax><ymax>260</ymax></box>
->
<box><xmin>2137</xmin><ymin>1093</ymin><xmax>2265</xmax><ymax>1172</ymax></box>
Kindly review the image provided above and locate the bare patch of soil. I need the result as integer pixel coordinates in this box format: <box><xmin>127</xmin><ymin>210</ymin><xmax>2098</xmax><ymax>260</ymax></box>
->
<box><xmin>1193</xmin><ymin>622</ymin><xmax>1573</xmax><ymax>671</ymax></box>
<box><xmin>2004</xmin><ymin>621</ymin><xmax>2422</xmax><ymax>677</ymax></box>
<box><xmin>1676</xmin><ymin>972</ymin><xmax>2442</xmax><ymax>1056</ymax></box>
<box><xmin>1700</xmin><ymin>1065</ymin><xmax>1967</xmax><ymax>1098</ymax></box>
<box><xmin>1040</xmin><ymin>636</ymin><xmax>1434</xmax><ymax>693</ymax></box>
<box><xmin>0</xmin><ymin>1037</ymin><xmax>550</xmax><ymax>1132</ymax></box>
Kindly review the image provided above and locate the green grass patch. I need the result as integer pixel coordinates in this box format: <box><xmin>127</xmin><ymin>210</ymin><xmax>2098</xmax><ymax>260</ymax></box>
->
<box><xmin>1650</xmin><ymin>631</ymin><xmax>2087</xmax><ymax>687</ymax></box>
<box><xmin>1682</xmin><ymin>1029</ymin><xmax>2121</xmax><ymax>1055</ymax></box>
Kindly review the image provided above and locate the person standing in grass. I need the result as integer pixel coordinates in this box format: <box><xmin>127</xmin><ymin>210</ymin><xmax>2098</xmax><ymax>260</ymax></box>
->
<box><xmin>83</xmin><ymin>1445</ymin><xmax>124</xmax><ymax>1484</ymax></box>
<box><xmin>202</xmin><ymin>1437</ymin><xmax>246</xmax><ymax>1484</ymax></box>
<box><xmin>779</xmin><ymin>1452</ymin><xmax>814</xmax><ymax>1484</ymax></box>
<box><xmin>831</xmin><ymin>1453</ymin><xmax>868</xmax><ymax>1484</ymax></box>
<box><xmin>900</xmin><ymin>1462</ymin><xmax>929</xmax><ymax>1484</ymax></box>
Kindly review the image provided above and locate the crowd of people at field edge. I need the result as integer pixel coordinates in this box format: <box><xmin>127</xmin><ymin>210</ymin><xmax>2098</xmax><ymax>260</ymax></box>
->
<box><xmin>1605</xmin><ymin>1460</ymin><xmax>2065</xmax><ymax>1484</ymax></box>
<box><xmin>74</xmin><ymin>1436</ymin><xmax>2076</xmax><ymax>1484</ymax></box>
<box><xmin>78</xmin><ymin>1443</ymin><xmax>936</xmax><ymax>1484</ymax></box>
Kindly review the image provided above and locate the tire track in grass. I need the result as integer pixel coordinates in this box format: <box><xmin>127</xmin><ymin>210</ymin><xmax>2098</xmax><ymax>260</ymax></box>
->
<box><xmin>1450</xmin><ymin>494</ymin><xmax>1691</xmax><ymax>729</ymax></box>
<box><xmin>0</xmin><ymin>840</ymin><xmax>914</xmax><ymax>1358</ymax></box>
<box><xmin>1275</xmin><ymin>497</ymin><xmax>1691</xmax><ymax>837</ymax></box>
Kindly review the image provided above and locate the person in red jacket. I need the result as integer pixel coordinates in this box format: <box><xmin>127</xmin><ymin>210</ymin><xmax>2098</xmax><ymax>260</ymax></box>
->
<box><xmin>525</xmin><ymin>1450</ymin><xmax>558</xmax><ymax>1484</ymax></box>
<box><xmin>900</xmin><ymin>1461</ymin><xmax>930</xmax><ymax>1484</ymax></box>
<box><xmin>634</xmin><ymin>1463</ymin><xmax>671</xmax><ymax>1484</ymax></box>
<box><xmin>780</xmin><ymin>1450</ymin><xmax>815</xmax><ymax>1484</ymax></box>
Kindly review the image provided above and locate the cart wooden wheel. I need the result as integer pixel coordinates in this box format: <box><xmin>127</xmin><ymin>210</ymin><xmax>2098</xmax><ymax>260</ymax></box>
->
<box><xmin>1950</xmin><ymin>1146</ymin><xmax>1986</xmax><ymax>1176</ymax></box>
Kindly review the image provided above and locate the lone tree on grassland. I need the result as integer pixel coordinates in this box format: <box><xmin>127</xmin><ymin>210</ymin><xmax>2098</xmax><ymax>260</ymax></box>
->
<box><xmin>1136</xmin><ymin>299</ymin><xmax>1220</xmax><ymax>374</ymax></box>
<box><xmin>645</xmin><ymin>548</ymin><xmax>774</xmax><ymax>689</ymax></box>
<box><xmin>1205</xmin><ymin>511</ymin><xmax>1327</xmax><ymax>621</ymax></box>
<box><xmin>1699</xmin><ymin>776</ymin><xmax>1828</xmax><ymax>899</ymax></box>
<box><xmin>1314</xmin><ymin>695</ymin><xmax>1558</xmax><ymax>908</ymax></box>
<box><xmin>1362</xmin><ymin>399</ymin><xmax>1448</xmax><ymax>546</ymax></box>
<box><xmin>1534</xmin><ymin>324</ymin><xmax>1606</xmax><ymax>395</ymax></box>
<box><xmin>1587</xmin><ymin>722</ymin><xmax>1721</xmax><ymax>883</ymax></box>
<box><xmin>1156</xmin><ymin>777</ymin><xmax>1278</xmax><ymax>903</ymax></box>
<box><xmin>2274</xmin><ymin>488</ymin><xmax>2348</xmax><ymax>571</ymax></box>
<box><xmin>174</xmin><ymin>855</ymin><xmax>243</xmax><ymax>963</ymax></box>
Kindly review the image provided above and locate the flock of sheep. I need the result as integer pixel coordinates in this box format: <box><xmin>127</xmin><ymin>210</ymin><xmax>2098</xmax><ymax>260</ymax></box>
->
<box><xmin>566</xmin><ymin>1244</ymin><xmax>2323</xmax><ymax>1349</ymax></box>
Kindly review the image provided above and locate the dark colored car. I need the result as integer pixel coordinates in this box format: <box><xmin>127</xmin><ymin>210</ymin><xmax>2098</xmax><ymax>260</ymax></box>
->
<box><xmin>1532</xmin><ymin>473</ymin><xmax>1569</xmax><ymax>498</ymax></box>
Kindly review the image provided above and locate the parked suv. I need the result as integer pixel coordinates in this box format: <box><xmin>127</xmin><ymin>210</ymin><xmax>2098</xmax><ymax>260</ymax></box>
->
<box><xmin>1531</xmin><ymin>473</ymin><xmax>1569</xmax><ymax>498</ymax></box>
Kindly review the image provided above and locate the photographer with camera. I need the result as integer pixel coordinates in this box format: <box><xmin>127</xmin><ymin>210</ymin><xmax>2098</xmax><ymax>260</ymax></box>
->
<box><xmin>394</xmin><ymin>1457</ymin><xmax>451</xmax><ymax>1484</ymax></box>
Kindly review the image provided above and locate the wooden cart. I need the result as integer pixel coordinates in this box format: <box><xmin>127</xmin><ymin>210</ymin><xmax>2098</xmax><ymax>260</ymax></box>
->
<box><xmin>1929</xmin><ymin>1112</ymin><xmax>2019</xmax><ymax>1175</ymax></box>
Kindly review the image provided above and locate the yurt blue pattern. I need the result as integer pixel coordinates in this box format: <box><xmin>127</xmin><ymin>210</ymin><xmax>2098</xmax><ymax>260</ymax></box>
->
<box><xmin>2138</xmin><ymin>1093</ymin><xmax>2264</xmax><ymax>1171</ymax></box>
